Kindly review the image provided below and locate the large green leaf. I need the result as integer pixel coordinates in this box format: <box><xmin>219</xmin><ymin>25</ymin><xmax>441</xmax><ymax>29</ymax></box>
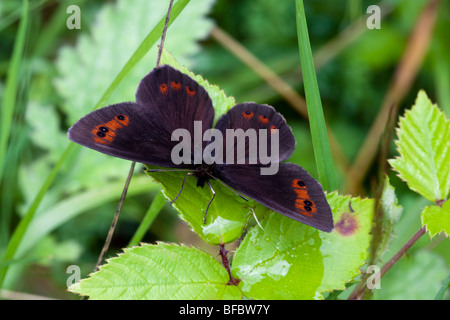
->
<box><xmin>69</xmin><ymin>242</ymin><xmax>242</xmax><ymax>300</ymax></box>
<box><xmin>149</xmin><ymin>169</ymin><xmax>254</xmax><ymax>245</ymax></box>
<box><xmin>232</xmin><ymin>192</ymin><xmax>374</xmax><ymax>299</ymax></box>
<box><xmin>389</xmin><ymin>90</ymin><xmax>450</xmax><ymax>202</ymax></box>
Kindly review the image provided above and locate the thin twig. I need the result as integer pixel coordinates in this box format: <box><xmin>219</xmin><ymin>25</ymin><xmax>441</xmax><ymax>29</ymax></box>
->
<box><xmin>219</xmin><ymin>243</ymin><xmax>240</xmax><ymax>286</ymax></box>
<box><xmin>94</xmin><ymin>162</ymin><xmax>136</xmax><ymax>272</ymax></box>
<box><xmin>380</xmin><ymin>226</ymin><xmax>426</xmax><ymax>279</ymax></box>
<box><xmin>156</xmin><ymin>0</ymin><xmax>174</xmax><ymax>68</ymax></box>
<box><xmin>348</xmin><ymin>226</ymin><xmax>427</xmax><ymax>300</ymax></box>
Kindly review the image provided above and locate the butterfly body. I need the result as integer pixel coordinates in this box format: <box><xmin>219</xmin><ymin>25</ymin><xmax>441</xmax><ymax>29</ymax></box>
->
<box><xmin>68</xmin><ymin>65</ymin><xmax>334</xmax><ymax>232</ymax></box>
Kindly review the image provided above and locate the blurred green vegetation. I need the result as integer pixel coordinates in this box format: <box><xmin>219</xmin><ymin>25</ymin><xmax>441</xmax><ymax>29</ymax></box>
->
<box><xmin>0</xmin><ymin>0</ymin><xmax>449</xmax><ymax>299</ymax></box>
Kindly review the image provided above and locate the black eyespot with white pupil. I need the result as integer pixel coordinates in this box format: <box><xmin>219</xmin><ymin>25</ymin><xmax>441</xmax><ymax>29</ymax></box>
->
<box><xmin>99</xmin><ymin>126</ymin><xmax>109</xmax><ymax>132</ymax></box>
<box><xmin>304</xmin><ymin>200</ymin><xmax>313</xmax><ymax>206</ymax></box>
<box><xmin>96</xmin><ymin>131</ymin><xmax>106</xmax><ymax>137</ymax></box>
<box><xmin>117</xmin><ymin>115</ymin><xmax>125</xmax><ymax>121</ymax></box>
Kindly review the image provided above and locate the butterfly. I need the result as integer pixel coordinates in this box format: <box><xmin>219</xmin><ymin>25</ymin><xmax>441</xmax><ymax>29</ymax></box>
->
<box><xmin>68</xmin><ymin>65</ymin><xmax>334</xmax><ymax>232</ymax></box>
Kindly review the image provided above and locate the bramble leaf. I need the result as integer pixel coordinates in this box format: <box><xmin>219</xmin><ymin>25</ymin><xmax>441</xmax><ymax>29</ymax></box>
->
<box><xmin>389</xmin><ymin>90</ymin><xmax>450</xmax><ymax>202</ymax></box>
<box><xmin>69</xmin><ymin>242</ymin><xmax>242</xmax><ymax>300</ymax></box>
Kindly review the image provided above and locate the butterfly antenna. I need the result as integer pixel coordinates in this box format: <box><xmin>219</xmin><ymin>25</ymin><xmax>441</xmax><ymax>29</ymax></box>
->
<box><xmin>204</xmin><ymin>180</ymin><xmax>216</xmax><ymax>224</ymax></box>
<box><xmin>205</xmin><ymin>171</ymin><xmax>248</xmax><ymax>202</ymax></box>
<box><xmin>169</xmin><ymin>172</ymin><xmax>193</xmax><ymax>206</ymax></box>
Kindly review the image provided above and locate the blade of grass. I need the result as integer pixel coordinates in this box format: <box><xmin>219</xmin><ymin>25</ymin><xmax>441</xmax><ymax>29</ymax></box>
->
<box><xmin>128</xmin><ymin>191</ymin><xmax>166</xmax><ymax>247</ymax></box>
<box><xmin>295</xmin><ymin>0</ymin><xmax>337</xmax><ymax>191</ymax></box>
<box><xmin>0</xmin><ymin>0</ymin><xmax>190</xmax><ymax>290</ymax></box>
<box><xmin>0</xmin><ymin>143</ymin><xmax>74</xmax><ymax>289</ymax></box>
<box><xmin>0</xmin><ymin>0</ymin><xmax>29</xmax><ymax>181</ymax></box>
<box><xmin>434</xmin><ymin>272</ymin><xmax>450</xmax><ymax>300</ymax></box>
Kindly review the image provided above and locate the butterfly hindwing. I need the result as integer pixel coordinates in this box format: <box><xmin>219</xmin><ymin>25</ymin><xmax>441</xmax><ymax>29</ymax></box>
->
<box><xmin>217</xmin><ymin>163</ymin><xmax>334</xmax><ymax>232</ymax></box>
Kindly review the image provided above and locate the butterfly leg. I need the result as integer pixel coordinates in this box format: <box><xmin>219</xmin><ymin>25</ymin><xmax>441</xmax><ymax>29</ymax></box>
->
<box><xmin>204</xmin><ymin>180</ymin><xmax>216</xmax><ymax>224</ymax></box>
<box><xmin>170</xmin><ymin>172</ymin><xmax>194</xmax><ymax>206</ymax></box>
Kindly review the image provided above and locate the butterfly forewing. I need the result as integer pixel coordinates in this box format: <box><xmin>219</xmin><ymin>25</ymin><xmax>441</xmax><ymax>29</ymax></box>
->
<box><xmin>68</xmin><ymin>65</ymin><xmax>216</xmax><ymax>167</ymax></box>
<box><xmin>68</xmin><ymin>102</ymin><xmax>180</xmax><ymax>166</ymax></box>
<box><xmin>136</xmin><ymin>65</ymin><xmax>215</xmax><ymax>149</ymax></box>
<box><xmin>213</xmin><ymin>103</ymin><xmax>296</xmax><ymax>165</ymax></box>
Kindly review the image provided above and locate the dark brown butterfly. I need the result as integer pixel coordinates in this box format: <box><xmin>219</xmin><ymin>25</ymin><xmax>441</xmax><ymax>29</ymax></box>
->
<box><xmin>68</xmin><ymin>65</ymin><xmax>334</xmax><ymax>232</ymax></box>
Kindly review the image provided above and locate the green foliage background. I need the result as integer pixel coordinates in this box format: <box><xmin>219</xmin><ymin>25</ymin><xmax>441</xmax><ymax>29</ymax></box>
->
<box><xmin>0</xmin><ymin>0</ymin><xmax>449</xmax><ymax>299</ymax></box>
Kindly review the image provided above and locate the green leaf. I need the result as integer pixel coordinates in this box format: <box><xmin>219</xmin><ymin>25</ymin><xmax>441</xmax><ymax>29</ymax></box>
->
<box><xmin>389</xmin><ymin>90</ymin><xmax>450</xmax><ymax>202</ymax></box>
<box><xmin>148</xmin><ymin>169</ymin><xmax>255</xmax><ymax>245</ymax></box>
<box><xmin>232</xmin><ymin>213</ymin><xmax>325</xmax><ymax>299</ymax></box>
<box><xmin>232</xmin><ymin>192</ymin><xmax>374</xmax><ymax>299</ymax></box>
<box><xmin>421</xmin><ymin>200</ymin><xmax>450</xmax><ymax>238</ymax></box>
<box><xmin>318</xmin><ymin>193</ymin><xmax>374</xmax><ymax>294</ymax></box>
<box><xmin>69</xmin><ymin>242</ymin><xmax>242</xmax><ymax>300</ymax></box>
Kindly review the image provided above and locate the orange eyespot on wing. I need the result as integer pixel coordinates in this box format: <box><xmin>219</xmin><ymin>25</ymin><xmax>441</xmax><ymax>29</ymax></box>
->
<box><xmin>159</xmin><ymin>83</ymin><xmax>168</xmax><ymax>95</ymax></box>
<box><xmin>292</xmin><ymin>179</ymin><xmax>317</xmax><ymax>217</ymax></box>
<box><xmin>258</xmin><ymin>115</ymin><xmax>269</xmax><ymax>125</ymax></box>
<box><xmin>171</xmin><ymin>81</ymin><xmax>181</xmax><ymax>90</ymax></box>
<box><xmin>186</xmin><ymin>86</ymin><xmax>196</xmax><ymax>96</ymax></box>
<box><xmin>115</xmin><ymin>114</ymin><xmax>129</xmax><ymax>126</ymax></box>
<box><xmin>242</xmin><ymin>111</ymin><xmax>254</xmax><ymax>119</ymax></box>
<box><xmin>91</xmin><ymin>115</ymin><xmax>129</xmax><ymax>145</ymax></box>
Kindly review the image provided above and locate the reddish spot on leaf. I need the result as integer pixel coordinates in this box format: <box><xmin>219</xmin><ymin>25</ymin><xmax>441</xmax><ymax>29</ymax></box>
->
<box><xmin>335</xmin><ymin>212</ymin><xmax>358</xmax><ymax>236</ymax></box>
